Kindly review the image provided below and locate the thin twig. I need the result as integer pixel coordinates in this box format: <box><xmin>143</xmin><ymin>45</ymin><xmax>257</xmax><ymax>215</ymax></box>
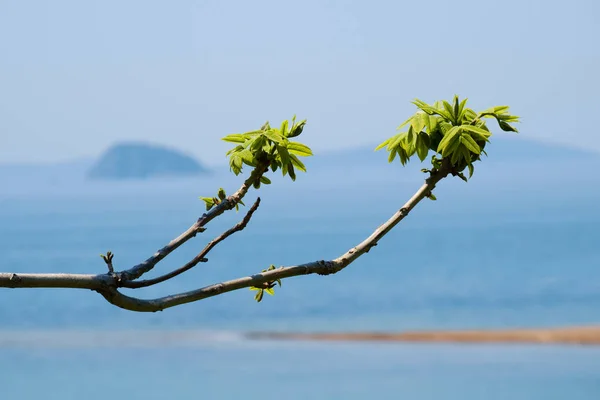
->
<box><xmin>122</xmin><ymin>197</ymin><xmax>262</xmax><ymax>289</ymax></box>
<box><xmin>101</xmin><ymin>251</ymin><xmax>115</xmax><ymax>274</ymax></box>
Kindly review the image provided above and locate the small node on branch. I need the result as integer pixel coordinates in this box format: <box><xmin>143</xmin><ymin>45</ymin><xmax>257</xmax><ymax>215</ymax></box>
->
<box><xmin>315</xmin><ymin>260</ymin><xmax>337</xmax><ymax>276</ymax></box>
<box><xmin>364</xmin><ymin>242</ymin><xmax>378</xmax><ymax>253</ymax></box>
<box><xmin>425</xmin><ymin>191</ymin><xmax>437</xmax><ymax>201</ymax></box>
<box><xmin>9</xmin><ymin>273</ymin><xmax>21</xmax><ymax>285</ymax></box>
<box><xmin>100</xmin><ymin>251</ymin><xmax>115</xmax><ymax>274</ymax></box>
<box><xmin>250</xmin><ymin>265</ymin><xmax>282</xmax><ymax>302</ymax></box>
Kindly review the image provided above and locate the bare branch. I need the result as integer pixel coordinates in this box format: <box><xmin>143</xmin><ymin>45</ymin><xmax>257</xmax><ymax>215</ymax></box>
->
<box><xmin>98</xmin><ymin>165</ymin><xmax>450</xmax><ymax>312</ymax></box>
<box><xmin>0</xmin><ymin>165</ymin><xmax>449</xmax><ymax>312</ymax></box>
<box><xmin>122</xmin><ymin>197</ymin><xmax>262</xmax><ymax>289</ymax></box>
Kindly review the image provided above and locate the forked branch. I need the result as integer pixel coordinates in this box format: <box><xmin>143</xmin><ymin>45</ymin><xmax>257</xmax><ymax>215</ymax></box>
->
<box><xmin>0</xmin><ymin>164</ymin><xmax>449</xmax><ymax>312</ymax></box>
<box><xmin>121</xmin><ymin>197</ymin><xmax>262</xmax><ymax>289</ymax></box>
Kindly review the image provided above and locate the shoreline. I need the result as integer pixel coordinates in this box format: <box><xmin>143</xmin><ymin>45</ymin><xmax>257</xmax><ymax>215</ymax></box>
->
<box><xmin>246</xmin><ymin>326</ymin><xmax>600</xmax><ymax>346</ymax></box>
<box><xmin>1</xmin><ymin>326</ymin><xmax>599</xmax><ymax>347</ymax></box>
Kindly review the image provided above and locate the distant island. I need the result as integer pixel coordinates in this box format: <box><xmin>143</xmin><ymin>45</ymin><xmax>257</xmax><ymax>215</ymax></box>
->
<box><xmin>87</xmin><ymin>142</ymin><xmax>208</xmax><ymax>180</ymax></box>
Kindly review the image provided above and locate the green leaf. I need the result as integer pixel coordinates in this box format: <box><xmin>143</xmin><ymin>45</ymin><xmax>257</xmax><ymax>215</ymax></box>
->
<box><xmin>428</xmin><ymin>193</ymin><xmax>437</xmax><ymax>201</ymax></box>
<box><xmin>442</xmin><ymin>101</ymin><xmax>456</xmax><ymax>124</ymax></box>
<box><xmin>416</xmin><ymin>131</ymin><xmax>430</xmax><ymax>161</ymax></box>
<box><xmin>388</xmin><ymin>147</ymin><xmax>397</xmax><ymax>163</ymax></box>
<box><xmin>255</xmin><ymin>289</ymin><xmax>264</xmax><ymax>302</ymax></box>
<box><xmin>217</xmin><ymin>188</ymin><xmax>226</xmax><ymax>200</ymax></box>
<box><xmin>226</xmin><ymin>144</ymin><xmax>244</xmax><ymax>156</ymax></box>
<box><xmin>467</xmin><ymin>163</ymin><xmax>474</xmax><ymax>178</ymax></box>
<box><xmin>411</xmin><ymin>112</ymin><xmax>427</xmax><ymax>135</ymax></box>
<box><xmin>289</xmin><ymin>154</ymin><xmax>307</xmax><ymax>172</ymax></box>
<box><xmin>288</xmin><ymin>119</ymin><xmax>306</xmax><ymax>138</ymax></box>
<box><xmin>460</xmin><ymin>133</ymin><xmax>481</xmax><ymax>154</ymax></box>
<box><xmin>222</xmin><ymin>134</ymin><xmax>246</xmax><ymax>143</ymax></box>
<box><xmin>401</xmin><ymin>133</ymin><xmax>417</xmax><ymax>157</ymax></box>
<box><xmin>482</xmin><ymin>105</ymin><xmax>510</xmax><ymax>115</ymax></box>
<box><xmin>437</xmin><ymin>126</ymin><xmax>461</xmax><ymax>155</ymax></box>
<box><xmin>375</xmin><ymin>137</ymin><xmax>393</xmax><ymax>151</ymax></box>
<box><xmin>438</xmin><ymin>120</ymin><xmax>453</xmax><ymax>134</ymax></box>
<box><xmin>200</xmin><ymin>197</ymin><xmax>215</xmax><ymax>211</ymax></box>
<box><xmin>263</xmin><ymin>130</ymin><xmax>284</xmax><ymax>144</ymax></box>
<box><xmin>250</xmin><ymin>135</ymin><xmax>267</xmax><ymax>153</ymax></box>
<box><xmin>287</xmin><ymin>142</ymin><xmax>313</xmax><ymax>157</ymax></box>
<box><xmin>288</xmin><ymin>163</ymin><xmax>296</xmax><ymax>181</ymax></box>
<box><xmin>260</xmin><ymin>176</ymin><xmax>271</xmax><ymax>185</ymax></box>
<box><xmin>414</xmin><ymin>99</ymin><xmax>453</xmax><ymax>121</ymax></box>
<box><xmin>229</xmin><ymin>154</ymin><xmax>243</xmax><ymax>175</ymax></box>
<box><xmin>450</xmin><ymin>144</ymin><xmax>463</xmax><ymax>165</ymax></box>
<box><xmin>425</xmin><ymin>114</ymin><xmax>439</xmax><ymax>134</ymax></box>
<box><xmin>498</xmin><ymin>120</ymin><xmax>518</xmax><ymax>132</ymax></box>
<box><xmin>265</xmin><ymin>288</ymin><xmax>275</xmax><ymax>296</ymax></box>
<box><xmin>497</xmin><ymin>114</ymin><xmax>520</xmax><ymax>122</ymax></box>
<box><xmin>463</xmin><ymin>108</ymin><xmax>477</xmax><ymax>122</ymax></box>
<box><xmin>460</xmin><ymin>125</ymin><xmax>491</xmax><ymax>141</ymax></box>
<box><xmin>412</xmin><ymin>99</ymin><xmax>435</xmax><ymax>115</ymax></box>
<box><xmin>388</xmin><ymin>132</ymin><xmax>406</xmax><ymax>150</ymax></box>
<box><xmin>461</xmin><ymin>145</ymin><xmax>472</xmax><ymax>165</ymax></box>
<box><xmin>280</xmin><ymin>120</ymin><xmax>289</xmax><ymax>137</ymax></box>
<box><xmin>277</xmin><ymin>145</ymin><xmax>292</xmax><ymax>176</ymax></box>
<box><xmin>453</xmin><ymin>95</ymin><xmax>460</xmax><ymax>122</ymax></box>
<box><xmin>239</xmin><ymin>149</ymin><xmax>257</xmax><ymax>167</ymax></box>
<box><xmin>457</xmin><ymin>98</ymin><xmax>468</xmax><ymax>122</ymax></box>
<box><xmin>398</xmin><ymin>147</ymin><xmax>409</xmax><ymax>165</ymax></box>
<box><xmin>406</xmin><ymin>125</ymin><xmax>415</xmax><ymax>144</ymax></box>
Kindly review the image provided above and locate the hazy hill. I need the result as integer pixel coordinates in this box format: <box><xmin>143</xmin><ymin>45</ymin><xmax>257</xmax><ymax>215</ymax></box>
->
<box><xmin>87</xmin><ymin>142</ymin><xmax>208</xmax><ymax>180</ymax></box>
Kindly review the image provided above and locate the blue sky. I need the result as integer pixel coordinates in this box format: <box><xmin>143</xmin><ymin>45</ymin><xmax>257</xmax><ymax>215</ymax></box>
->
<box><xmin>0</xmin><ymin>0</ymin><xmax>598</xmax><ymax>165</ymax></box>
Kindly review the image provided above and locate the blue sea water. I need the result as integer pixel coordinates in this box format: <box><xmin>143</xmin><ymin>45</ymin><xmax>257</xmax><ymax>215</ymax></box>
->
<box><xmin>1</xmin><ymin>157</ymin><xmax>600</xmax><ymax>399</ymax></box>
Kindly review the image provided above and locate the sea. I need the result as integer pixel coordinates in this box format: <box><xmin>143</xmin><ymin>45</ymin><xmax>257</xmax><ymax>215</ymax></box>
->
<box><xmin>1</xmin><ymin>148</ymin><xmax>600</xmax><ymax>399</ymax></box>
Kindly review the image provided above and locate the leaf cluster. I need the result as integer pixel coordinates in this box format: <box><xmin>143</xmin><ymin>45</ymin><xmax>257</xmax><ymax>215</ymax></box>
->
<box><xmin>249</xmin><ymin>265</ymin><xmax>282</xmax><ymax>302</ymax></box>
<box><xmin>376</xmin><ymin>96</ymin><xmax>519</xmax><ymax>179</ymax></box>
<box><xmin>222</xmin><ymin>116</ymin><xmax>312</xmax><ymax>183</ymax></box>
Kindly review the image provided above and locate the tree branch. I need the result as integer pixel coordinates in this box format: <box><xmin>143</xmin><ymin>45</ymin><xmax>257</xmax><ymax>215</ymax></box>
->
<box><xmin>121</xmin><ymin>197</ymin><xmax>262</xmax><ymax>289</ymax></box>
<box><xmin>0</xmin><ymin>165</ymin><xmax>449</xmax><ymax>312</ymax></box>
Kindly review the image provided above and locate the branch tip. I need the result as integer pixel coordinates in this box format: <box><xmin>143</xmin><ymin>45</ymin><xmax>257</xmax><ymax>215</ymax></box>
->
<box><xmin>100</xmin><ymin>251</ymin><xmax>115</xmax><ymax>274</ymax></box>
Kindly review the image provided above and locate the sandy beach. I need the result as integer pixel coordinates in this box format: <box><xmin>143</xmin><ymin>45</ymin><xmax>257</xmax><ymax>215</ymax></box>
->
<box><xmin>247</xmin><ymin>326</ymin><xmax>600</xmax><ymax>345</ymax></box>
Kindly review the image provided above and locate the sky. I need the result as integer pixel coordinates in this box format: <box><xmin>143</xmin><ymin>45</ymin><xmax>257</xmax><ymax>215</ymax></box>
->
<box><xmin>0</xmin><ymin>0</ymin><xmax>598</xmax><ymax>166</ymax></box>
